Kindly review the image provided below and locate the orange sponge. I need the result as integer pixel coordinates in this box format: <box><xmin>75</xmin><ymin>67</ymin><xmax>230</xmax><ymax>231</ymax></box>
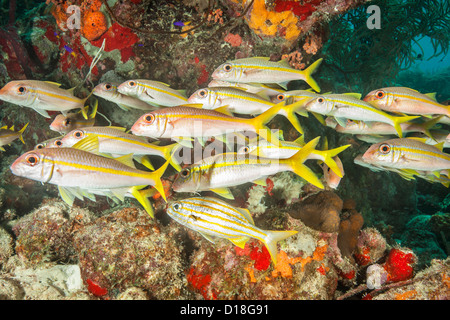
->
<box><xmin>82</xmin><ymin>11</ymin><xmax>108</xmax><ymax>41</ymax></box>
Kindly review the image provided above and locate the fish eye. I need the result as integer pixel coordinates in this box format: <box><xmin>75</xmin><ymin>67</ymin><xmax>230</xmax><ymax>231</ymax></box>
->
<box><xmin>104</xmin><ymin>83</ymin><xmax>112</xmax><ymax>90</ymax></box>
<box><xmin>25</xmin><ymin>154</ymin><xmax>39</xmax><ymax>166</ymax></box>
<box><xmin>379</xmin><ymin>143</ymin><xmax>391</xmax><ymax>154</ymax></box>
<box><xmin>180</xmin><ymin>168</ymin><xmax>190</xmax><ymax>178</ymax></box>
<box><xmin>54</xmin><ymin>140</ymin><xmax>63</xmax><ymax>147</ymax></box>
<box><xmin>172</xmin><ymin>202</ymin><xmax>182</xmax><ymax>211</ymax></box>
<box><xmin>73</xmin><ymin>130</ymin><xmax>84</xmax><ymax>139</ymax></box>
<box><xmin>241</xmin><ymin>146</ymin><xmax>250</xmax><ymax>153</ymax></box>
<box><xmin>198</xmin><ymin>89</ymin><xmax>208</xmax><ymax>97</ymax></box>
<box><xmin>128</xmin><ymin>81</ymin><xmax>136</xmax><ymax>87</ymax></box>
<box><xmin>317</xmin><ymin>97</ymin><xmax>325</xmax><ymax>103</ymax></box>
<box><xmin>376</xmin><ymin>90</ymin><xmax>385</xmax><ymax>99</ymax></box>
<box><xmin>64</xmin><ymin>119</ymin><xmax>71</xmax><ymax>126</ymax></box>
<box><xmin>143</xmin><ymin>114</ymin><xmax>155</xmax><ymax>124</ymax></box>
<box><xmin>223</xmin><ymin>64</ymin><xmax>232</xmax><ymax>72</ymax></box>
<box><xmin>17</xmin><ymin>86</ymin><xmax>27</xmax><ymax>95</ymax></box>
<box><xmin>277</xmin><ymin>94</ymin><xmax>285</xmax><ymax>101</ymax></box>
<box><xmin>35</xmin><ymin>143</ymin><xmax>44</xmax><ymax>149</ymax></box>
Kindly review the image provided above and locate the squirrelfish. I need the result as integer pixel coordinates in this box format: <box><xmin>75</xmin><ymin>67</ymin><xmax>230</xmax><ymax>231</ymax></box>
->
<box><xmin>130</xmin><ymin>104</ymin><xmax>290</xmax><ymax>146</ymax></box>
<box><xmin>166</xmin><ymin>196</ymin><xmax>298</xmax><ymax>265</ymax></box>
<box><xmin>0</xmin><ymin>123</ymin><xmax>28</xmax><ymax>151</ymax></box>
<box><xmin>305</xmin><ymin>93</ymin><xmax>419</xmax><ymax>137</ymax></box>
<box><xmin>172</xmin><ymin>137</ymin><xmax>346</xmax><ymax>199</ymax></box>
<box><xmin>363</xmin><ymin>87</ymin><xmax>450</xmax><ymax>117</ymax></box>
<box><xmin>10</xmin><ymin>135</ymin><xmax>170</xmax><ymax>218</ymax></box>
<box><xmin>60</xmin><ymin>126</ymin><xmax>182</xmax><ymax>171</ymax></box>
<box><xmin>212</xmin><ymin>57</ymin><xmax>323</xmax><ymax>92</ymax></box>
<box><xmin>93</xmin><ymin>82</ymin><xmax>155</xmax><ymax>111</ymax></box>
<box><xmin>117</xmin><ymin>79</ymin><xmax>188</xmax><ymax>107</ymax></box>
<box><xmin>50</xmin><ymin>99</ymin><xmax>98</xmax><ymax>134</ymax></box>
<box><xmin>362</xmin><ymin>138</ymin><xmax>450</xmax><ymax>172</ymax></box>
<box><xmin>0</xmin><ymin>80</ymin><xmax>89</xmax><ymax>118</ymax></box>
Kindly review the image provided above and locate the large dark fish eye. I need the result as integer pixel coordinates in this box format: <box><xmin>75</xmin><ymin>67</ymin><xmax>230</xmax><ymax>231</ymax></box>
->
<box><xmin>104</xmin><ymin>83</ymin><xmax>112</xmax><ymax>90</ymax></box>
<box><xmin>128</xmin><ymin>81</ymin><xmax>136</xmax><ymax>87</ymax></box>
<box><xmin>54</xmin><ymin>140</ymin><xmax>63</xmax><ymax>147</ymax></box>
<box><xmin>17</xmin><ymin>86</ymin><xmax>27</xmax><ymax>94</ymax></box>
<box><xmin>379</xmin><ymin>143</ymin><xmax>391</xmax><ymax>154</ymax></box>
<box><xmin>223</xmin><ymin>64</ymin><xmax>232</xmax><ymax>72</ymax></box>
<box><xmin>241</xmin><ymin>146</ymin><xmax>250</xmax><ymax>153</ymax></box>
<box><xmin>277</xmin><ymin>94</ymin><xmax>285</xmax><ymax>101</ymax></box>
<box><xmin>172</xmin><ymin>202</ymin><xmax>181</xmax><ymax>211</ymax></box>
<box><xmin>36</xmin><ymin>143</ymin><xmax>45</xmax><ymax>149</ymax></box>
<box><xmin>64</xmin><ymin>119</ymin><xmax>71</xmax><ymax>126</ymax></box>
<box><xmin>73</xmin><ymin>130</ymin><xmax>84</xmax><ymax>139</ymax></box>
<box><xmin>376</xmin><ymin>90</ymin><xmax>385</xmax><ymax>99</ymax></box>
<box><xmin>143</xmin><ymin>114</ymin><xmax>155</xmax><ymax>124</ymax></box>
<box><xmin>198</xmin><ymin>89</ymin><xmax>207</xmax><ymax>97</ymax></box>
<box><xmin>317</xmin><ymin>97</ymin><xmax>325</xmax><ymax>103</ymax></box>
<box><xmin>25</xmin><ymin>154</ymin><xmax>39</xmax><ymax>166</ymax></box>
<box><xmin>180</xmin><ymin>168</ymin><xmax>190</xmax><ymax>178</ymax></box>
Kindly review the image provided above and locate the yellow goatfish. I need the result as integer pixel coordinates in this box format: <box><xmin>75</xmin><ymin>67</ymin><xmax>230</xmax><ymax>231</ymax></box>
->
<box><xmin>166</xmin><ymin>196</ymin><xmax>298</xmax><ymax>265</ymax></box>
<box><xmin>305</xmin><ymin>93</ymin><xmax>419</xmax><ymax>137</ymax></box>
<box><xmin>363</xmin><ymin>87</ymin><xmax>450</xmax><ymax>117</ymax></box>
<box><xmin>93</xmin><ymin>82</ymin><xmax>155</xmax><ymax>111</ymax></box>
<box><xmin>131</xmin><ymin>103</ymin><xmax>294</xmax><ymax>146</ymax></box>
<box><xmin>60</xmin><ymin>126</ymin><xmax>183</xmax><ymax>171</ymax></box>
<box><xmin>50</xmin><ymin>99</ymin><xmax>98</xmax><ymax>134</ymax></box>
<box><xmin>117</xmin><ymin>79</ymin><xmax>188</xmax><ymax>107</ymax></box>
<box><xmin>10</xmin><ymin>135</ymin><xmax>171</xmax><ymax>218</ymax></box>
<box><xmin>211</xmin><ymin>57</ymin><xmax>323</xmax><ymax>92</ymax></box>
<box><xmin>172</xmin><ymin>137</ymin><xmax>346</xmax><ymax>199</ymax></box>
<box><xmin>0</xmin><ymin>123</ymin><xmax>28</xmax><ymax>151</ymax></box>
<box><xmin>362</xmin><ymin>138</ymin><xmax>450</xmax><ymax>172</ymax></box>
<box><xmin>0</xmin><ymin>80</ymin><xmax>89</xmax><ymax>118</ymax></box>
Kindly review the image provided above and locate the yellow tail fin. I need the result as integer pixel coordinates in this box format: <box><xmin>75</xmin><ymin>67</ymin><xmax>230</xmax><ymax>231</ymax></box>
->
<box><xmin>248</xmin><ymin>102</ymin><xmax>285</xmax><ymax>146</ymax></box>
<box><xmin>130</xmin><ymin>186</ymin><xmax>156</xmax><ymax>218</ymax></box>
<box><xmin>264</xmin><ymin>230</ymin><xmax>298</xmax><ymax>265</ymax></box>
<box><xmin>149</xmin><ymin>157</ymin><xmax>172</xmax><ymax>202</ymax></box>
<box><xmin>392</xmin><ymin>115</ymin><xmax>420</xmax><ymax>138</ymax></box>
<box><xmin>301</xmin><ymin>58</ymin><xmax>323</xmax><ymax>93</ymax></box>
<box><xmin>312</xmin><ymin>144</ymin><xmax>351</xmax><ymax>178</ymax></box>
<box><xmin>18</xmin><ymin>122</ymin><xmax>29</xmax><ymax>144</ymax></box>
<box><xmin>285</xmin><ymin>136</ymin><xmax>323</xmax><ymax>188</ymax></box>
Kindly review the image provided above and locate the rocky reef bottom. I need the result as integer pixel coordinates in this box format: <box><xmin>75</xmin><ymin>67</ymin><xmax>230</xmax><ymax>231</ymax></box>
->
<box><xmin>0</xmin><ymin>184</ymin><xmax>448</xmax><ymax>301</ymax></box>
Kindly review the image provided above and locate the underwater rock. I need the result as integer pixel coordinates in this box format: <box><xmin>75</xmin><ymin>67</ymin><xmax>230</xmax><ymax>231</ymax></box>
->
<box><xmin>288</xmin><ymin>190</ymin><xmax>342</xmax><ymax>233</ymax></box>
<box><xmin>12</xmin><ymin>199</ymin><xmax>96</xmax><ymax>267</ymax></box>
<box><xmin>73</xmin><ymin>206</ymin><xmax>188</xmax><ymax>300</ymax></box>
<box><xmin>0</xmin><ymin>226</ymin><xmax>14</xmax><ymax>269</ymax></box>
<box><xmin>337</xmin><ymin>208</ymin><xmax>364</xmax><ymax>264</ymax></box>
<box><xmin>354</xmin><ymin>227</ymin><xmax>387</xmax><ymax>266</ymax></box>
<box><xmin>372</xmin><ymin>257</ymin><xmax>449</xmax><ymax>300</ymax></box>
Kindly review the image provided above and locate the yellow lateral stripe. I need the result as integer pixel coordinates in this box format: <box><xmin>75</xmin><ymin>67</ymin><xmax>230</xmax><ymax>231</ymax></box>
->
<box><xmin>389</xmin><ymin>92</ymin><xmax>446</xmax><ymax>107</ymax></box>
<box><xmin>331</xmin><ymin>97</ymin><xmax>392</xmax><ymax>118</ymax></box>
<box><xmin>395</xmin><ymin>146</ymin><xmax>450</xmax><ymax>161</ymax></box>
<box><xmin>233</xmin><ymin>63</ymin><xmax>302</xmax><ymax>74</ymax></box>
<box><xmin>218</xmin><ymin>92</ymin><xmax>274</xmax><ymax>105</ymax></box>
<box><xmin>138</xmin><ymin>83</ymin><xmax>187</xmax><ymax>101</ymax></box>
<box><xmin>91</xmin><ymin>132</ymin><xmax>158</xmax><ymax>149</ymax></box>
<box><xmin>180</xmin><ymin>206</ymin><xmax>266</xmax><ymax>240</ymax></box>
<box><xmin>182</xmin><ymin>200</ymin><xmax>253</xmax><ymax>227</ymax></box>
<box><xmin>42</xmin><ymin>158</ymin><xmax>150</xmax><ymax>179</ymax></box>
<box><xmin>195</xmin><ymin>157</ymin><xmax>277</xmax><ymax>172</ymax></box>
<box><xmin>29</xmin><ymin>89</ymin><xmax>82</xmax><ymax>103</ymax></box>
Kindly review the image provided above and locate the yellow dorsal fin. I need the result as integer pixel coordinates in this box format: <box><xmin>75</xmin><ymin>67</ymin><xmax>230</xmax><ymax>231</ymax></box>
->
<box><xmin>343</xmin><ymin>93</ymin><xmax>362</xmax><ymax>99</ymax></box>
<box><xmin>0</xmin><ymin>125</ymin><xmax>6</xmax><ymax>130</ymax></box>
<box><xmin>433</xmin><ymin>141</ymin><xmax>445</xmax><ymax>152</ymax></box>
<box><xmin>72</xmin><ymin>134</ymin><xmax>99</xmax><ymax>154</ymax></box>
<box><xmin>425</xmin><ymin>92</ymin><xmax>437</xmax><ymax>101</ymax></box>
<box><xmin>277</xmin><ymin>59</ymin><xmax>291</xmax><ymax>68</ymax></box>
<box><xmin>114</xmin><ymin>153</ymin><xmax>135</xmax><ymax>168</ymax></box>
<box><xmin>9</xmin><ymin>125</ymin><xmax>14</xmax><ymax>131</ymax></box>
<box><xmin>45</xmin><ymin>81</ymin><xmax>62</xmax><ymax>87</ymax></box>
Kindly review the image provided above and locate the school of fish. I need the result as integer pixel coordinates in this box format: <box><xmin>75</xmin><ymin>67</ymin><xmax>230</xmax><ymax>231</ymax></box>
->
<box><xmin>1</xmin><ymin>56</ymin><xmax>449</xmax><ymax>266</ymax></box>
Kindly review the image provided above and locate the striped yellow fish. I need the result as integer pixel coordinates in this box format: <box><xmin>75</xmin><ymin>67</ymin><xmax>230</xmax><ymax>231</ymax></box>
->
<box><xmin>166</xmin><ymin>196</ymin><xmax>298</xmax><ymax>265</ymax></box>
<box><xmin>93</xmin><ymin>82</ymin><xmax>155</xmax><ymax>111</ymax></box>
<box><xmin>305</xmin><ymin>93</ymin><xmax>419</xmax><ymax>137</ymax></box>
<box><xmin>117</xmin><ymin>79</ymin><xmax>188</xmax><ymax>107</ymax></box>
<box><xmin>238</xmin><ymin>135</ymin><xmax>350</xmax><ymax>178</ymax></box>
<box><xmin>188</xmin><ymin>86</ymin><xmax>306</xmax><ymax>134</ymax></box>
<box><xmin>363</xmin><ymin>87</ymin><xmax>450</xmax><ymax>117</ymax></box>
<box><xmin>0</xmin><ymin>80</ymin><xmax>89</xmax><ymax>118</ymax></box>
<box><xmin>0</xmin><ymin>122</ymin><xmax>28</xmax><ymax>151</ymax></box>
<box><xmin>212</xmin><ymin>57</ymin><xmax>323</xmax><ymax>92</ymax></box>
<box><xmin>172</xmin><ymin>137</ymin><xmax>347</xmax><ymax>199</ymax></box>
<box><xmin>362</xmin><ymin>138</ymin><xmax>450</xmax><ymax>172</ymax></box>
<box><xmin>10</xmin><ymin>135</ymin><xmax>170</xmax><ymax>218</ymax></box>
<box><xmin>60</xmin><ymin>126</ymin><xmax>183</xmax><ymax>171</ymax></box>
<box><xmin>207</xmin><ymin>79</ymin><xmax>284</xmax><ymax>98</ymax></box>
<box><xmin>35</xmin><ymin>136</ymin><xmax>64</xmax><ymax>150</ymax></box>
<box><xmin>130</xmin><ymin>103</ymin><xmax>293</xmax><ymax>146</ymax></box>
<box><xmin>50</xmin><ymin>99</ymin><xmax>98</xmax><ymax>134</ymax></box>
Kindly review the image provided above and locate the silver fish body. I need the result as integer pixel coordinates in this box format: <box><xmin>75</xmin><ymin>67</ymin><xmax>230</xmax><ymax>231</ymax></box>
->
<box><xmin>93</xmin><ymin>82</ymin><xmax>155</xmax><ymax>111</ymax></box>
